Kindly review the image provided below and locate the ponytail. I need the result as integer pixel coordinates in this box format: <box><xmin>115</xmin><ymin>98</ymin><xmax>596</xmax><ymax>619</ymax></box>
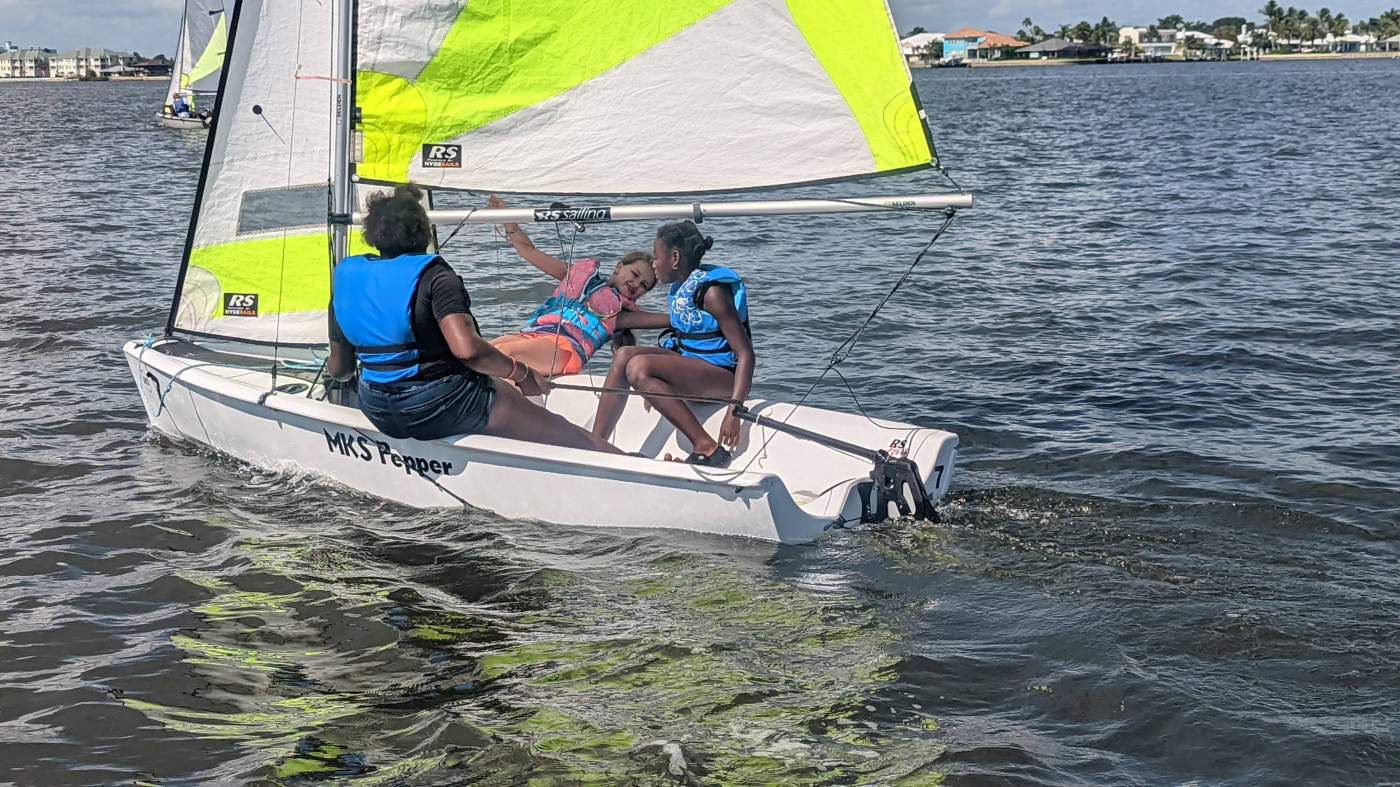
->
<box><xmin>656</xmin><ymin>220</ymin><xmax>713</xmax><ymax>266</ymax></box>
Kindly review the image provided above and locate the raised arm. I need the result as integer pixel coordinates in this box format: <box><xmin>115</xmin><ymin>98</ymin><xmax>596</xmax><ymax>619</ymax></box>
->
<box><xmin>489</xmin><ymin>195</ymin><xmax>568</xmax><ymax>281</ymax></box>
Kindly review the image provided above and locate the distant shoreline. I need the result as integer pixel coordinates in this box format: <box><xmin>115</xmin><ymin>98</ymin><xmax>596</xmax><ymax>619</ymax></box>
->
<box><xmin>0</xmin><ymin>76</ymin><xmax>165</xmax><ymax>83</ymax></box>
<box><xmin>960</xmin><ymin>50</ymin><xmax>1400</xmax><ymax>68</ymax></box>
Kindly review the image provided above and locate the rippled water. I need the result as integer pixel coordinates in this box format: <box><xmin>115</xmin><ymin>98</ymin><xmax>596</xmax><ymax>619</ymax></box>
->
<box><xmin>2</xmin><ymin>61</ymin><xmax>1398</xmax><ymax>784</ymax></box>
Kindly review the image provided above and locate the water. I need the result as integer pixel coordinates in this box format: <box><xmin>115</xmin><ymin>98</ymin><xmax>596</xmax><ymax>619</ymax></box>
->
<box><xmin>1</xmin><ymin>60</ymin><xmax>1397</xmax><ymax>784</ymax></box>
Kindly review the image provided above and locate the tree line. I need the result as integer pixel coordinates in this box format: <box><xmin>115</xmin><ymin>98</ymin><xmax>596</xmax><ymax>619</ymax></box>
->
<box><xmin>938</xmin><ymin>6</ymin><xmax>1400</xmax><ymax>48</ymax></box>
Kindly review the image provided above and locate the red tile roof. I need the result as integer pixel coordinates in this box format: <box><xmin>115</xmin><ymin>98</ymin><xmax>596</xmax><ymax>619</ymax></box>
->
<box><xmin>945</xmin><ymin>28</ymin><xmax>1027</xmax><ymax>47</ymax></box>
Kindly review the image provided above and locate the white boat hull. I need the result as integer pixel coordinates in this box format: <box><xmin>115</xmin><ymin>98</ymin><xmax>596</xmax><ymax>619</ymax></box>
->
<box><xmin>125</xmin><ymin>339</ymin><xmax>957</xmax><ymax>543</ymax></box>
<box><xmin>158</xmin><ymin>113</ymin><xmax>209</xmax><ymax>130</ymax></box>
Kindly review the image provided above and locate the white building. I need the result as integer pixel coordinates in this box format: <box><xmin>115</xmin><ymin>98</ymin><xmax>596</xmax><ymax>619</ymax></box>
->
<box><xmin>0</xmin><ymin>48</ymin><xmax>54</xmax><ymax>78</ymax></box>
<box><xmin>51</xmin><ymin>48</ymin><xmax>132</xmax><ymax>79</ymax></box>
<box><xmin>1118</xmin><ymin>26</ymin><xmax>1185</xmax><ymax>58</ymax></box>
<box><xmin>900</xmin><ymin>32</ymin><xmax>945</xmax><ymax>67</ymax></box>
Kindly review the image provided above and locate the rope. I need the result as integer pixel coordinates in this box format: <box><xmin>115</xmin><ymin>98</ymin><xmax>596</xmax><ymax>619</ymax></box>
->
<box><xmin>541</xmin><ymin>224</ymin><xmax>580</xmax><ymax>405</ymax></box>
<box><xmin>136</xmin><ymin>336</ymin><xmax>224</xmax><ymax>418</ymax></box>
<box><xmin>724</xmin><ymin>208</ymin><xmax>957</xmax><ymax>478</ymax></box>
<box><xmin>548</xmin><ymin>381</ymin><xmax>740</xmax><ymax>407</ymax></box>
<box><xmin>268</xmin><ymin>0</ymin><xmax>309</xmax><ymax>397</ymax></box>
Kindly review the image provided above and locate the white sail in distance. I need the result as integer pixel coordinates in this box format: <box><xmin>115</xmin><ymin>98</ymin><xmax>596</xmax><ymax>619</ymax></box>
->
<box><xmin>166</xmin><ymin>0</ymin><xmax>227</xmax><ymax>103</ymax></box>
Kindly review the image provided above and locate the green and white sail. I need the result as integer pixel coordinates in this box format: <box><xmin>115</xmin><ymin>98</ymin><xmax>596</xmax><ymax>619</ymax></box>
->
<box><xmin>166</xmin><ymin>0</ymin><xmax>228</xmax><ymax>104</ymax></box>
<box><xmin>170</xmin><ymin>0</ymin><xmax>371</xmax><ymax>345</ymax></box>
<box><xmin>356</xmin><ymin>0</ymin><xmax>934</xmax><ymax>194</ymax></box>
<box><xmin>170</xmin><ymin>0</ymin><xmax>936</xmax><ymax>346</ymax></box>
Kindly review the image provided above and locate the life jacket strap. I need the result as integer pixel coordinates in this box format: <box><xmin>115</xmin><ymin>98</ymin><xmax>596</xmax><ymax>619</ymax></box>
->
<box><xmin>356</xmin><ymin>342</ymin><xmax>418</xmax><ymax>354</ymax></box>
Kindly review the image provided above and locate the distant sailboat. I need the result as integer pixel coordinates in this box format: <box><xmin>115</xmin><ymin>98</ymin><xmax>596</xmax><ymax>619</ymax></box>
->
<box><xmin>159</xmin><ymin>0</ymin><xmax>226</xmax><ymax>129</ymax></box>
<box><xmin>127</xmin><ymin>0</ymin><xmax>972</xmax><ymax>543</ymax></box>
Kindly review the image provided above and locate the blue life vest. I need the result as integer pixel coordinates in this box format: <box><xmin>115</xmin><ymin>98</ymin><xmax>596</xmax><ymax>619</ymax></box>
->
<box><xmin>663</xmin><ymin>264</ymin><xmax>750</xmax><ymax>369</ymax></box>
<box><xmin>522</xmin><ymin>269</ymin><xmax>615</xmax><ymax>359</ymax></box>
<box><xmin>332</xmin><ymin>253</ymin><xmax>442</xmax><ymax>385</ymax></box>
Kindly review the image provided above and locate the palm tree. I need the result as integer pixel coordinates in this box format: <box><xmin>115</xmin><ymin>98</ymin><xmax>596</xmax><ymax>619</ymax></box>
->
<box><xmin>1331</xmin><ymin>13</ymin><xmax>1349</xmax><ymax>38</ymax></box>
<box><xmin>1303</xmin><ymin>13</ymin><xmax>1324</xmax><ymax>46</ymax></box>
<box><xmin>1018</xmin><ymin>17</ymin><xmax>1047</xmax><ymax>43</ymax></box>
<box><xmin>1072</xmin><ymin>20</ymin><xmax>1094</xmax><ymax>42</ymax></box>
<box><xmin>1382</xmin><ymin>9</ymin><xmax>1400</xmax><ymax>38</ymax></box>
<box><xmin>1056</xmin><ymin>23</ymin><xmax>1073</xmax><ymax>40</ymax></box>
<box><xmin>1096</xmin><ymin>16</ymin><xmax>1118</xmax><ymax>45</ymax></box>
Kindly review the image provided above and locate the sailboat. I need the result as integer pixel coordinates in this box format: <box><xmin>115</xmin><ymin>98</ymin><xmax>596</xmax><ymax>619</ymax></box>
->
<box><xmin>158</xmin><ymin>0</ymin><xmax>227</xmax><ymax>129</ymax></box>
<box><xmin>127</xmin><ymin>0</ymin><xmax>973</xmax><ymax>543</ymax></box>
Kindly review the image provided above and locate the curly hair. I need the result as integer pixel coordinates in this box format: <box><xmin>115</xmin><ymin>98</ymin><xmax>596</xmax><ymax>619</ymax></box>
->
<box><xmin>363</xmin><ymin>184</ymin><xmax>431</xmax><ymax>257</ymax></box>
<box><xmin>655</xmin><ymin>220</ymin><xmax>713</xmax><ymax>266</ymax></box>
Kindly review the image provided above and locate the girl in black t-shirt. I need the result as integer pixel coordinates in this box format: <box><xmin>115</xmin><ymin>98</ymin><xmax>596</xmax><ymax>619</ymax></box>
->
<box><xmin>327</xmin><ymin>186</ymin><xmax>620</xmax><ymax>454</ymax></box>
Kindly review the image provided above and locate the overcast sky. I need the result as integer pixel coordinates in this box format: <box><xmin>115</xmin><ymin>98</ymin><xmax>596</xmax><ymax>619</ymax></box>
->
<box><xmin>3</xmin><ymin>1</ymin><xmax>1395</xmax><ymax>56</ymax></box>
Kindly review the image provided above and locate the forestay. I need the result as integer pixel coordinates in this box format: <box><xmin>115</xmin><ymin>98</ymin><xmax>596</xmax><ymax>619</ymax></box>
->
<box><xmin>355</xmin><ymin>0</ymin><xmax>935</xmax><ymax>194</ymax></box>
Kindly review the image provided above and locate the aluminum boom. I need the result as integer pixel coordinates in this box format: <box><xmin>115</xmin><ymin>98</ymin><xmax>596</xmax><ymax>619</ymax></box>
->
<box><xmin>348</xmin><ymin>192</ymin><xmax>972</xmax><ymax>226</ymax></box>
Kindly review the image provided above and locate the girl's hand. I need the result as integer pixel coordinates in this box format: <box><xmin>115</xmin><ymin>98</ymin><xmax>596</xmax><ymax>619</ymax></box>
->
<box><xmin>488</xmin><ymin>195</ymin><xmax>520</xmax><ymax>238</ymax></box>
<box><xmin>719</xmin><ymin>409</ymin><xmax>742</xmax><ymax>449</ymax></box>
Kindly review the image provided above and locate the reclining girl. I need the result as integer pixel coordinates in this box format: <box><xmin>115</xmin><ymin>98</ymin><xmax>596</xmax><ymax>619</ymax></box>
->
<box><xmin>590</xmin><ymin>220</ymin><xmax>755</xmax><ymax>467</ymax></box>
<box><xmin>487</xmin><ymin>196</ymin><xmax>668</xmax><ymax>377</ymax></box>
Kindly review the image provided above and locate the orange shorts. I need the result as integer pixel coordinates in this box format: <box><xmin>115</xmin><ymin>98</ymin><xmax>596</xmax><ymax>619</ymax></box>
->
<box><xmin>502</xmin><ymin>332</ymin><xmax>586</xmax><ymax>376</ymax></box>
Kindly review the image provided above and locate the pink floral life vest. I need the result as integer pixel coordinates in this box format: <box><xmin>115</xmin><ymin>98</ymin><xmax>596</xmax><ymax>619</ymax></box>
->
<box><xmin>522</xmin><ymin>259</ymin><xmax>633</xmax><ymax>361</ymax></box>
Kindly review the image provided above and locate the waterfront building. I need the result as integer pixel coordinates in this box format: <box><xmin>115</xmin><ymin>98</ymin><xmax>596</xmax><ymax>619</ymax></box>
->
<box><xmin>51</xmin><ymin>48</ymin><xmax>133</xmax><ymax>79</ymax></box>
<box><xmin>0</xmin><ymin>48</ymin><xmax>55</xmax><ymax>78</ymax></box>
<box><xmin>1118</xmin><ymin>26</ymin><xmax>1186</xmax><ymax>59</ymax></box>
<box><xmin>1014</xmin><ymin>37</ymin><xmax>1112</xmax><ymax>60</ymax></box>
<box><xmin>133</xmin><ymin>59</ymin><xmax>173</xmax><ymax>77</ymax></box>
<box><xmin>943</xmin><ymin>29</ymin><xmax>1026</xmax><ymax>62</ymax></box>
<box><xmin>900</xmin><ymin>32</ymin><xmax>945</xmax><ymax>67</ymax></box>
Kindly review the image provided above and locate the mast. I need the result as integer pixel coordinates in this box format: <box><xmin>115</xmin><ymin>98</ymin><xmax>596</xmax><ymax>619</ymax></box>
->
<box><xmin>330</xmin><ymin>0</ymin><xmax>354</xmax><ymax>265</ymax></box>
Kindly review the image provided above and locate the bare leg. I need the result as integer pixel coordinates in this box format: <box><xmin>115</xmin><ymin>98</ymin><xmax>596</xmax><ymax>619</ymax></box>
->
<box><xmin>591</xmin><ymin>346</ymin><xmax>674</xmax><ymax>441</ymax></box>
<box><xmin>625</xmin><ymin>353</ymin><xmax>736</xmax><ymax>457</ymax></box>
<box><xmin>490</xmin><ymin>335</ymin><xmax>578</xmax><ymax>377</ymax></box>
<box><xmin>484</xmin><ymin>382</ymin><xmax>622</xmax><ymax>454</ymax></box>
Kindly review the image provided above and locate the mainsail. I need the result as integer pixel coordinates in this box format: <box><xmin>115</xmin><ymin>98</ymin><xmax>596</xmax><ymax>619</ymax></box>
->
<box><xmin>168</xmin><ymin>0</ymin><xmax>941</xmax><ymax>346</ymax></box>
<box><xmin>166</xmin><ymin>0</ymin><xmax>227</xmax><ymax>104</ymax></box>
<box><xmin>356</xmin><ymin>0</ymin><xmax>935</xmax><ymax>194</ymax></box>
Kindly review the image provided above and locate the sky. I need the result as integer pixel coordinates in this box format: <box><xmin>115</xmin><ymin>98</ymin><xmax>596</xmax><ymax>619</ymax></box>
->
<box><xmin>2</xmin><ymin>0</ymin><xmax>1396</xmax><ymax>55</ymax></box>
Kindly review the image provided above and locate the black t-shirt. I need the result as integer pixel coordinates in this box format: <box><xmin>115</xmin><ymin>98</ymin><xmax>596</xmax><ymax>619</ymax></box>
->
<box><xmin>329</xmin><ymin>257</ymin><xmax>482</xmax><ymax>381</ymax></box>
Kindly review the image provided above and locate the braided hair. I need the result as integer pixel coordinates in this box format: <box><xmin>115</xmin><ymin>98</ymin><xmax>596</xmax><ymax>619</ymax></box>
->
<box><xmin>655</xmin><ymin>220</ymin><xmax>714</xmax><ymax>266</ymax></box>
